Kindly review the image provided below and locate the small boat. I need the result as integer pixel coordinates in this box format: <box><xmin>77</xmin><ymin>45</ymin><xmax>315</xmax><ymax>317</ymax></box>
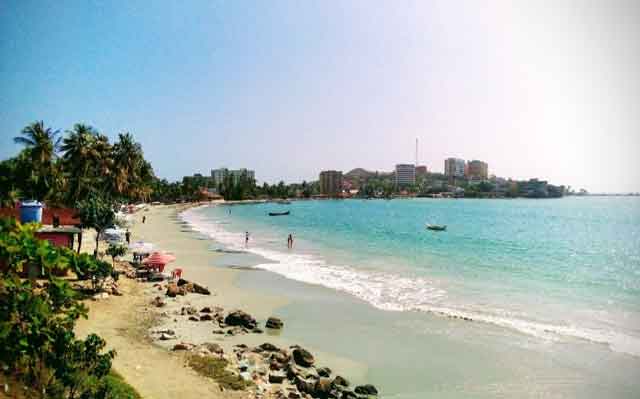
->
<box><xmin>426</xmin><ymin>224</ymin><xmax>447</xmax><ymax>231</ymax></box>
<box><xmin>276</xmin><ymin>199</ymin><xmax>291</xmax><ymax>205</ymax></box>
<box><xmin>269</xmin><ymin>211</ymin><xmax>290</xmax><ymax>216</ymax></box>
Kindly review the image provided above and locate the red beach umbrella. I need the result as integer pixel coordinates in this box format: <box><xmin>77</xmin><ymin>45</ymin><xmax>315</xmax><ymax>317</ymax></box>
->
<box><xmin>142</xmin><ymin>251</ymin><xmax>176</xmax><ymax>272</ymax></box>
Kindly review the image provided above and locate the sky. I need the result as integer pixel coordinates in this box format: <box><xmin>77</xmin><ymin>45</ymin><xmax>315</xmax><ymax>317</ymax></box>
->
<box><xmin>1</xmin><ymin>0</ymin><xmax>639</xmax><ymax>192</ymax></box>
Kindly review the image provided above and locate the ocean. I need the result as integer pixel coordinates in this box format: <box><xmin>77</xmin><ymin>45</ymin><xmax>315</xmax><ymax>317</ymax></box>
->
<box><xmin>182</xmin><ymin>197</ymin><xmax>640</xmax><ymax>398</ymax></box>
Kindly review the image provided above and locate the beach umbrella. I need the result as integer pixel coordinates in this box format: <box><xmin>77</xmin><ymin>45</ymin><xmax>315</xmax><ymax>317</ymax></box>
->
<box><xmin>142</xmin><ymin>251</ymin><xmax>176</xmax><ymax>265</ymax></box>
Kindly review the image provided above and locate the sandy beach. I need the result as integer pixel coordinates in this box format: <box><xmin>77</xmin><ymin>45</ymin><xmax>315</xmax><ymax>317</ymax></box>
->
<box><xmin>75</xmin><ymin>203</ymin><xmax>367</xmax><ymax>398</ymax></box>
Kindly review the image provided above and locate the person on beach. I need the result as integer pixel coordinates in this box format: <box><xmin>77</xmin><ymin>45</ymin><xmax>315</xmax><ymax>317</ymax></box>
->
<box><xmin>125</xmin><ymin>229</ymin><xmax>131</xmax><ymax>244</ymax></box>
<box><xmin>245</xmin><ymin>231</ymin><xmax>250</xmax><ymax>247</ymax></box>
<box><xmin>142</xmin><ymin>215</ymin><xmax>146</xmax><ymax>224</ymax></box>
<box><xmin>287</xmin><ymin>233</ymin><xmax>294</xmax><ymax>249</ymax></box>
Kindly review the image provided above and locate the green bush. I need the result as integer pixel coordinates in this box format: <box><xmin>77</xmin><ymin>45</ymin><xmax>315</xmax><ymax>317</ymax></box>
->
<box><xmin>0</xmin><ymin>216</ymin><xmax>127</xmax><ymax>399</ymax></box>
<box><xmin>105</xmin><ymin>243</ymin><xmax>127</xmax><ymax>263</ymax></box>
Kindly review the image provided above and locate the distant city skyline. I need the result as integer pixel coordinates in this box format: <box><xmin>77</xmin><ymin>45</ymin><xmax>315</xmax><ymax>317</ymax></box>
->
<box><xmin>1</xmin><ymin>1</ymin><xmax>639</xmax><ymax>192</ymax></box>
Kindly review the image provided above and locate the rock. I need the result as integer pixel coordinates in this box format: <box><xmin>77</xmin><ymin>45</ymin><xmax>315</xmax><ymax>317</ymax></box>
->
<box><xmin>181</xmin><ymin>306</ymin><xmax>198</xmax><ymax>315</ymax></box>
<box><xmin>288</xmin><ymin>391</ymin><xmax>301</xmax><ymax>399</ymax></box>
<box><xmin>257</xmin><ymin>342</ymin><xmax>280</xmax><ymax>352</ymax></box>
<box><xmin>224</xmin><ymin>310</ymin><xmax>257</xmax><ymax>330</ymax></box>
<box><xmin>253</xmin><ymin>327</ymin><xmax>263</xmax><ymax>334</ymax></box>
<box><xmin>212</xmin><ymin>329</ymin><xmax>225</xmax><ymax>335</ymax></box>
<box><xmin>354</xmin><ymin>385</ymin><xmax>378</xmax><ymax>396</ymax></box>
<box><xmin>177</xmin><ymin>278</ymin><xmax>190</xmax><ymax>286</ymax></box>
<box><xmin>239</xmin><ymin>371</ymin><xmax>252</xmax><ymax>381</ymax></box>
<box><xmin>315</xmin><ymin>378</ymin><xmax>333</xmax><ymax>396</ymax></box>
<box><xmin>340</xmin><ymin>391</ymin><xmax>357</xmax><ymax>399</ymax></box>
<box><xmin>151</xmin><ymin>296</ymin><xmax>165</xmax><ymax>307</ymax></box>
<box><xmin>166</xmin><ymin>283</ymin><xmax>179</xmax><ymax>297</ymax></box>
<box><xmin>193</xmin><ymin>283</ymin><xmax>211</xmax><ymax>295</ymax></box>
<box><xmin>172</xmin><ymin>343</ymin><xmax>192</xmax><ymax>351</ymax></box>
<box><xmin>199</xmin><ymin>314</ymin><xmax>214</xmax><ymax>321</ymax></box>
<box><xmin>188</xmin><ymin>316</ymin><xmax>199</xmax><ymax>321</ymax></box>
<box><xmin>202</xmin><ymin>342</ymin><xmax>224</xmax><ymax>355</ymax></box>
<box><xmin>295</xmin><ymin>377</ymin><xmax>317</xmax><ymax>395</ymax></box>
<box><xmin>317</xmin><ymin>367</ymin><xmax>332</xmax><ymax>378</ymax></box>
<box><xmin>266</xmin><ymin>316</ymin><xmax>284</xmax><ymax>329</ymax></box>
<box><xmin>159</xmin><ymin>333</ymin><xmax>174</xmax><ymax>340</ymax></box>
<box><xmin>332</xmin><ymin>376</ymin><xmax>349</xmax><ymax>387</ymax></box>
<box><xmin>269</xmin><ymin>371</ymin><xmax>287</xmax><ymax>384</ymax></box>
<box><xmin>292</xmin><ymin>348</ymin><xmax>315</xmax><ymax>367</ymax></box>
<box><xmin>200</xmin><ymin>306</ymin><xmax>213</xmax><ymax>313</ymax></box>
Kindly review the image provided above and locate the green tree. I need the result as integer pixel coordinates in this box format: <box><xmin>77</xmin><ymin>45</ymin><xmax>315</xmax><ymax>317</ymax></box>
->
<box><xmin>13</xmin><ymin>121</ymin><xmax>61</xmax><ymax>201</ymax></box>
<box><xmin>76</xmin><ymin>194</ymin><xmax>116</xmax><ymax>256</ymax></box>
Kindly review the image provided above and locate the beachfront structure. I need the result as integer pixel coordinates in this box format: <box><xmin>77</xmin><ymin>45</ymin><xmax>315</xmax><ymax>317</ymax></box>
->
<box><xmin>395</xmin><ymin>164</ymin><xmax>416</xmax><ymax>186</ymax></box>
<box><xmin>444</xmin><ymin>158</ymin><xmax>466</xmax><ymax>178</ymax></box>
<box><xmin>211</xmin><ymin>168</ymin><xmax>255</xmax><ymax>186</ymax></box>
<box><xmin>466</xmin><ymin>160</ymin><xmax>488</xmax><ymax>180</ymax></box>
<box><xmin>319</xmin><ymin>170</ymin><xmax>343</xmax><ymax>196</ymax></box>
<box><xmin>415</xmin><ymin>165</ymin><xmax>428</xmax><ymax>177</ymax></box>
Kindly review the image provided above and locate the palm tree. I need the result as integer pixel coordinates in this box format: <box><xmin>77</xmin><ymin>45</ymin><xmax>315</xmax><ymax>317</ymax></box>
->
<box><xmin>14</xmin><ymin>121</ymin><xmax>61</xmax><ymax>165</ymax></box>
<box><xmin>111</xmin><ymin>133</ymin><xmax>146</xmax><ymax>200</ymax></box>
<box><xmin>61</xmin><ymin>124</ymin><xmax>116</xmax><ymax>204</ymax></box>
<box><xmin>13</xmin><ymin>121</ymin><xmax>61</xmax><ymax>200</ymax></box>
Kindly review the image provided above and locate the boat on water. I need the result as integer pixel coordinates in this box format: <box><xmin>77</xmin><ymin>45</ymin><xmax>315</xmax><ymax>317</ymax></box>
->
<box><xmin>426</xmin><ymin>224</ymin><xmax>447</xmax><ymax>231</ymax></box>
<box><xmin>276</xmin><ymin>200</ymin><xmax>291</xmax><ymax>204</ymax></box>
<box><xmin>269</xmin><ymin>211</ymin><xmax>290</xmax><ymax>216</ymax></box>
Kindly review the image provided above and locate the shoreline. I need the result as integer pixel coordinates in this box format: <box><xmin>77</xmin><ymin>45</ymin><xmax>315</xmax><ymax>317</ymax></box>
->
<box><xmin>75</xmin><ymin>201</ymin><xmax>640</xmax><ymax>399</ymax></box>
<box><xmin>76</xmin><ymin>203</ymin><xmax>370</xmax><ymax>399</ymax></box>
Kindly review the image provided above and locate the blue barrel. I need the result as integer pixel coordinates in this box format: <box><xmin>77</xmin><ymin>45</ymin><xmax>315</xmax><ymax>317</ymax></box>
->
<box><xmin>20</xmin><ymin>200</ymin><xmax>43</xmax><ymax>224</ymax></box>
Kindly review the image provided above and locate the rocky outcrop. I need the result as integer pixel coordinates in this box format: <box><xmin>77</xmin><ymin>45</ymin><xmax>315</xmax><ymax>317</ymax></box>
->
<box><xmin>266</xmin><ymin>316</ymin><xmax>284</xmax><ymax>329</ymax></box>
<box><xmin>224</xmin><ymin>310</ymin><xmax>257</xmax><ymax>330</ymax></box>
<box><xmin>292</xmin><ymin>347</ymin><xmax>315</xmax><ymax>367</ymax></box>
<box><xmin>354</xmin><ymin>384</ymin><xmax>378</xmax><ymax>395</ymax></box>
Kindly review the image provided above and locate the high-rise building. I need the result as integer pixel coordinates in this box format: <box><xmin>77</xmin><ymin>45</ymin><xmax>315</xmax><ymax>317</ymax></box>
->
<box><xmin>211</xmin><ymin>168</ymin><xmax>255</xmax><ymax>186</ymax></box>
<box><xmin>444</xmin><ymin>158</ymin><xmax>466</xmax><ymax>178</ymax></box>
<box><xmin>466</xmin><ymin>160</ymin><xmax>488</xmax><ymax>180</ymax></box>
<box><xmin>415</xmin><ymin>165</ymin><xmax>428</xmax><ymax>177</ymax></box>
<box><xmin>395</xmin><ymin>164</ymin><xmax>416</xmax><ymax>186</ymax></box>
<box><xmin>319</xmin><ymin>170</ymin><xmax>343</xmax><ymax>196</ymax></box>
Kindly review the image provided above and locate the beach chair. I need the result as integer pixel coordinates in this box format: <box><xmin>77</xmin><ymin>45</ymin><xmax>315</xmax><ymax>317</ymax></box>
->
<box><xmin>171</xmin><ymin>268</ymin><xmax>183</xmax><ymax>280</ymax></box>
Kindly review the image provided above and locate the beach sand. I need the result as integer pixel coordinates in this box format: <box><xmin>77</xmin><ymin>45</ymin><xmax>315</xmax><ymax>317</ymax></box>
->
<box><xmin>75</xmin><ymin>204</ymin><xmax>366</xmax><ymax>398</ymax></box>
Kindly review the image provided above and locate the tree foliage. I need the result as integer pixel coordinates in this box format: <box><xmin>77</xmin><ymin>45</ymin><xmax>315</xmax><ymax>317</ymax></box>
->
<box><xmin>0</xmin><ymin>217</ymin><xmax>119</xmax><ymax>398</ymax></box>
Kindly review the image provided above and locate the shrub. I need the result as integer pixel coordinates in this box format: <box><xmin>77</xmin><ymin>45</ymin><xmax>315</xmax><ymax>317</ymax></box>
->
<box><xmin>105</xmin><ymin>244</ymin><xmax>127</xmax><ymax>264</ymax></box>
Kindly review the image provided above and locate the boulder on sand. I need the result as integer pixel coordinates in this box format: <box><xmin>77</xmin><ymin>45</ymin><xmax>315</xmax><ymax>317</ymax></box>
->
<box><xmin>354</xmin><ymin>384</ymin><xmax>378</xmax><ymax>395</ymax></box>
<box><xmin>166</xmin><ymin>283</ymin><xmax>179</xmax><ymax>297</ymax></box>
<box><xmin>292</xmin><ymin>347</ymin><xmax>315</xmax><ymax>367</ymax></box>
<box><xmin>266</xmin><ymin>316</ymin><xmax>284</xmax><ymax>329</ymax></box>
<box><xmin>224</xmin><ymin>310</ymin><xmax>257</xmax><ymax>329</ymax></box>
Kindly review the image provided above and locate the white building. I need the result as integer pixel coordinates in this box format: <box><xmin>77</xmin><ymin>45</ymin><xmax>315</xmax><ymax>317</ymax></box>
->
<box><xmin>211</xmin><ymin>168</ymin><xmax>255</xmax><ymax>186</ymax></box>
<box><xmin>444</xmin><ymin>158</ymin><xmax>465</xmax><ymax>178</ymax></box>
<box><xmin>395</xmin><ymin>164</ymin><xmax>416</xmax><ymax>186</ymax></box>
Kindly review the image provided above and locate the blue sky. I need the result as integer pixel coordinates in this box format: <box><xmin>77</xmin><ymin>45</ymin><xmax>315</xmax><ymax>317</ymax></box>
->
<box><xmin>1</xmin><ymin>1</ymin><xmax>639</xmax><ymax>192</ymax></box>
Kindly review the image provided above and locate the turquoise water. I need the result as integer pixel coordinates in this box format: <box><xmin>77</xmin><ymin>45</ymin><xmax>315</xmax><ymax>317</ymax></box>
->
<box><xmin>184</xmin><ymin>197</ymin><xmax>640</xmax><ymax>357</ymax></box>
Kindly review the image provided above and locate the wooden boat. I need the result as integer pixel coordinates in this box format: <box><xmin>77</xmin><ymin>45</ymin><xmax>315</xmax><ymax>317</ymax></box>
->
<box><xmin>426</xmin><ymin>224</ymin><xmax>447</xmax><ymax>231</ymax></box>
<box><xmin>268</xmin><ymin>211</ymin><xmax>290</xmax><ymax>216</ymax></box>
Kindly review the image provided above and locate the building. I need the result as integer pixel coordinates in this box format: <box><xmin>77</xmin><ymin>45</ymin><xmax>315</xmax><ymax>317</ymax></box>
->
<box><xmin>319</xmin><ymin>170</ymin><xmax>343</xmax><ymax>196</ymax></box>
<box><xmin>415</xmin><ymin>165</ymin><xmax>428</xmax><ymax>177</ymax></box>
<box><xmin>395</xmin><ymin>164</ymin><xmax>416</xmax><ymax>186</ymax></box>
<box><xmin>466</xmin><ymin>160</ymin><xmax>488</xmax><ymax>180</ymax></box>
<box><xmin>444</xmin><ymin>158</ymin><xmax>466</xmax><ymax>178</ymax></box>
<box><xmin>211</xmin><ymin>168</ymin><xmax>256</xmax><ymax>186</ymax></box>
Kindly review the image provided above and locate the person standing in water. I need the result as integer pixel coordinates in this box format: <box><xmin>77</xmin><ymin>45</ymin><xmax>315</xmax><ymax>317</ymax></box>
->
<box><xmin>287</xmin><ymin>234</ymin><xmax>294</xmax><ymax>249</ymax></box>
<box><xmin>245</xmin><ymin>231</ymin><xmax>250</xmax><ymax>247</ymax></box>
<box><xmin>125</xmin><ymin>229</ymin><xmax>131</xmax><ymax>244</ymax></box>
